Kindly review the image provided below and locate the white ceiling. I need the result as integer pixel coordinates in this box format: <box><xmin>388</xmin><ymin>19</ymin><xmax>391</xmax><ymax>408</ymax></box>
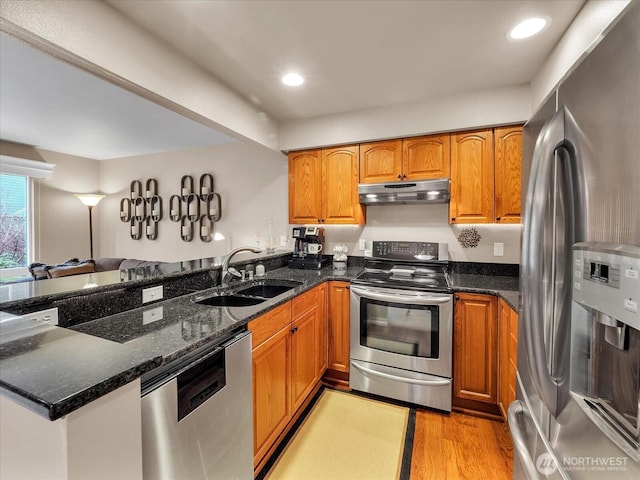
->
<box><xmin>108</xmin><ymin>0</ymin><xmax>585</xmax><ymax>121</ymax></box>
<box><xmin>0</xmin><ymin>0</ymin><xmax>585</xmax><ymax>160</ymax></box>
<box><xmin>0</xmin><ymin>32</ymin><xmax>234</xmax><ymax>161</ymax></box>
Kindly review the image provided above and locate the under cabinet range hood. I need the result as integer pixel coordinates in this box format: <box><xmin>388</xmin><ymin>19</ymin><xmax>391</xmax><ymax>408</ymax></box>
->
<box><xmin>358</xmin><ymin>178</ymin><xmax>450</xmax><ymax>205</ymax></box>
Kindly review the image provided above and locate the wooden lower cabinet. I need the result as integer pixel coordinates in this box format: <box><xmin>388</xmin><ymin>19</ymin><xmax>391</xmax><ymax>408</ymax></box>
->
<box><xmin>252</xmin><ymin>322</ymin><xmax>290</xmax><ymax>465</ymax></box>
<box><xmin>453</xmin><ymin>292</ymin><xmax>520</xmax><ymax>420</ymax></box>
<box><xmin>324</xmin><ymin>281</ymin><xmax>351</xmax><ymax>387</ymax></box>
<box><xmin>453</xmin><ymin>293</ymin><xmax>499</xmax><ymax>415</ymax></box>
<box><xmin>498</xmin><ymin>298</ymin><xmax>519</xmax><ymax>421</ymax></box>
<box><xmin>249</xmin><ymin>285</ymin><xmax>327</xmax><ymax>472</ymax></box>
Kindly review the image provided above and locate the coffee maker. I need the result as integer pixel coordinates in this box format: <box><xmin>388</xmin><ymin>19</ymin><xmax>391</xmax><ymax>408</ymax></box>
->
<box><xmin>288</xmin><ymin>226</ymin><xmax>329</xmax><ymax>269</ymax></box>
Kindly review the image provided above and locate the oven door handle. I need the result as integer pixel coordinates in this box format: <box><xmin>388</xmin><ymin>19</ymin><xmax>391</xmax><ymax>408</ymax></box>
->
<box><xmin>350</xmin><ymin>286</ymin><xmax>451</xmax><ymax>305</ymax></box>
<box><xmin>351</xmin><ymin>361</ymin><xmax>451</xmax><ymax>386</ymax></box>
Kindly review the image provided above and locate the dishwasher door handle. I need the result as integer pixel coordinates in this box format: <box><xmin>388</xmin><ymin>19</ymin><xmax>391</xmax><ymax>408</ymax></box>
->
<box><xmin>177</xmin><ymin>348</ymin><xmax>226</xmax><ymax>421</ymax></box>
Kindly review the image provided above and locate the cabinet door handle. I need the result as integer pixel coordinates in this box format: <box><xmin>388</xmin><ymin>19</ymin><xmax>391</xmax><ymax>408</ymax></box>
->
<box><xmin>290</xmin><ymin>326</ymin><xmax>298</xmax><ymax>334</ymax></box>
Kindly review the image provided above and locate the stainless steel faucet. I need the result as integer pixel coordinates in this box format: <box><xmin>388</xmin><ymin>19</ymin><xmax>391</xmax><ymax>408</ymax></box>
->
<box><xmin>221</xmin><ymin>246</ymin><xmax>262</xmax><ymax>284</ymax></box>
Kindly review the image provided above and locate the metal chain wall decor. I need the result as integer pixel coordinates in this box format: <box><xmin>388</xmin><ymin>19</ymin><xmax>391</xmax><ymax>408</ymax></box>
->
<box><xmin>120</xmin><ymin>179</ymin><xmax>163</xmax><ymax>240</ymax></box>
<box><xmin>169</xmin><ymin>174</ymin><xmax>222</xmax><ymax>242</ymax></box>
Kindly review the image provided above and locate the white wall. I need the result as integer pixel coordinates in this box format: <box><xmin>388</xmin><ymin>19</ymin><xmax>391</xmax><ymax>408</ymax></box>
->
<box><xmin>0</xmin><ymin>141</ymin><xmax>98</xmax><ymax>264</ymax></box>
<box><xmin>98</xmin><ymin>142</ymin><xmax>288</xmax><ymax>262</ymax></box>
<box><xmin>35</xmin><ymin>151</ymin><xmax>101</xmax><ymax>263</ymax></box>
<box><xmin>0</xmin><ymin>381</ymin><xmax>143</xmax><ymax>480</ymax></box>
<box><xmin>319</xmin><ymin>205</ymin><xmax>522</xmax><ymax>264</ymax></box>
<box><xmin>280</xmin><ymin>85</ymin><xmax>530</xmax><ymax>151</ymax></box>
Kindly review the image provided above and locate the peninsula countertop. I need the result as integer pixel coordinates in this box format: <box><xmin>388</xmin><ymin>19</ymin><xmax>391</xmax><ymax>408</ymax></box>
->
<box><xmin>0</xmin><ymin>264</ymin><xmax>519</xmax><ymax>421</ymax></box>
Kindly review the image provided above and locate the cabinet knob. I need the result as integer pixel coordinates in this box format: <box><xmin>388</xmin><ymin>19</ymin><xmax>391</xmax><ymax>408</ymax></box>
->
<box><xmin>496</xmin><ymin>217</ymin><xmax>501</xmax><ymax>221</ymax></box>
<box><xmin>397</xmin><ymin>174</ymin><xmax>402</xmax><ymax>179</ymax></box>
<box><xmin>451</xmin><ymin>217</ymin><xmax>456</xmax><ymax>222</ymax></box>
<box><xmin>290</xmin><ymin>326</ymin><xmax>298</xmax><ymax>334</ymax></box>
<box><xmin>455</xmin><ymin>295</ymin><xmax>460</xmax><ymax>300</ymax></box>
<box><xmin>402</xmin><ymin>174</ymin><xmax>407</xmax><ymax>179</ymax></box>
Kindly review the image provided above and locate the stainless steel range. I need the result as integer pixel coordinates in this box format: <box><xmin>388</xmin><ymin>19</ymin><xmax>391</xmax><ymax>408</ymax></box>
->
<box><xmin>349</xmin><ymin>241</ymin><xmax>453</xmax><ymax>412</ymax></box>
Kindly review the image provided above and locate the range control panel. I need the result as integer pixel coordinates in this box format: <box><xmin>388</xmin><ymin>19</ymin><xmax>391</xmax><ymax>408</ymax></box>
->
<box><xmin>369</xmin><ymin>241</ymin><xmax>448</xmax><ymax>262</ymax></box>
<box><xmin>573</xmin><ymin>242</ymin><xmax>640</xmax><ymax>330</ymax></box>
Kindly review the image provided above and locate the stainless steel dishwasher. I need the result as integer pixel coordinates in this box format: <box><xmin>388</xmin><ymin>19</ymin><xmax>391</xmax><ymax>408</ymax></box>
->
<box><xmin>141</xmin><ymin>330</ymin><xmax>253</xmax><ymax>480</ymax></box>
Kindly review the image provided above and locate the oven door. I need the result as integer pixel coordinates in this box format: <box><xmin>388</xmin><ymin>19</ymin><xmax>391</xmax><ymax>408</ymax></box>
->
<box><xmin>350</xmin><ymin>284</ymin><xmax>452</xmax><ymax>379</ymax></box>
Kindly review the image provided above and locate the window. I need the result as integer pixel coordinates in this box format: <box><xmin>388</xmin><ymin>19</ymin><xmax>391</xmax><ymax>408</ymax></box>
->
<box><xmin>0</xmin><ymin>173</ymin><xmax>30</xmax><ymax>279</ymax></box>
<box><xmin>0</xmin><ymin>155</ymin><xmax>54</xmax><ymax>282</ymax></box>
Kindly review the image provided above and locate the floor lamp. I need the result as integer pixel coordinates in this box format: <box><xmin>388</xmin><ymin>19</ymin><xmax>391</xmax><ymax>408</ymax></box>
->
<box><xmin>74</xmin><ymin>194</ymin><xmax>105</xmax><ymax>259</ymax></box>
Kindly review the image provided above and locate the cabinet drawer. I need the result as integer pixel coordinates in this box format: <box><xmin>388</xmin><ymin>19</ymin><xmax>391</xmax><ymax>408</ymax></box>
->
<box><xmin>248</xmin><ymin>302</ymin><xmax>291</xmax><ymax>348</ymax></box>
<box><xmin>292</xmin><ymin>287</ymin><xmax>320</xmax><ymax>319</ymax></box>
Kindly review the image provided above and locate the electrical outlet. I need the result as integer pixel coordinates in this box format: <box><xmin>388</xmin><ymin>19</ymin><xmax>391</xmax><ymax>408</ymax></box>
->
<box><xmin>20</xmin><ymin>307</ymin><xmax>58</xmax><ymax>326</ymax></box>
<box><xmin>494</xmin><ymin>242</ymin><xmax>504</xmax><ymax>257</ymax></box>
<box><xmin>142</xmin><ymin>285</ymin><xmax>163</xmax><ymax>304</ymax></box>
<box><xmin>359</xmin><ymin>239</ymin><xmax>367</xmax><ymax>251</ymax></box>
<box><xmin>143</xmin><ymin>306</ymin><xmax>164</xmax><ymax>325</ymax></box>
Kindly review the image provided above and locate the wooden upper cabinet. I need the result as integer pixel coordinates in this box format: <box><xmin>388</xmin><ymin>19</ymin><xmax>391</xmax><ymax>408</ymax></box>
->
<box><xmin>289</xmin><ymin>150</ymin><xmax>322</xmax><ymax>224</ymax></box>
<box><xmin>322</xmin><ymin>146</ymin><xmax>365</xmax><ymax>224</ymax></box>
<box><xmin>450</xmin><ymin>129</ymin><xmax>495</xmax><ymax>224</ymax></box>
<box><xmin>359</xmin><ymin>135</ymin><xmax>450</xmax><ymax>183</ymax></box>
<box><xmin>494</xmin><ymin>126</ymin><xmax>523</xmax><ymax>224</ymax></box>
<box><xmin>359</xmin><ymin>140</ymin><xmax>403</xmax><ymax>183</ymax></box>
<box><xmin>402</xmin><ymin>134</ymin><xmax>450</xmax><ymax>180</ymax></box>
<box><xmin>288</xmin><ymin>146</ymin><xmax>364</xmax><ymax>225</ymax></box>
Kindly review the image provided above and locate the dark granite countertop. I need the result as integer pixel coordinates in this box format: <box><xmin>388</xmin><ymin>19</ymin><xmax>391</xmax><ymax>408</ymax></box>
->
<box><xmin>0</xmin><ymin>263</ymin><xmax>519</xmax><ymax>421</ymax></box>
<box><xmin>450</xmin><ymin>274</ymin><xmax>520</xmax><ymax>311</ymax></box>
<box><xmin>0</xmin><ymin>265</ymin><xmax>361</xmax><ymax>420</ymax></box>
<box><xmin>0</xmin><ymin>317</ymin><xmax>162</xmax><ymax>420</ymax></box>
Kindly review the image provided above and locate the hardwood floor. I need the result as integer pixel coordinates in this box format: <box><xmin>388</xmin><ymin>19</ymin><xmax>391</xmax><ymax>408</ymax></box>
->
<box><xmin>258</xmin><ymin>387</ymin><xmax>514</xmax><ymax>480</ymax></box>
<box><xmin>410</xmin><ymin>410</ymin><xmax>513</xmax><ymax>480</ymax></box>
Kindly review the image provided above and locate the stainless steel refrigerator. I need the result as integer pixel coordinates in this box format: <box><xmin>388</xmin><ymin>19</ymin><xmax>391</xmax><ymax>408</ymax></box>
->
<box><xmin>510</xmin><ymin>2</ymin><xmax>640</xmax><ymax>479</ymax></box>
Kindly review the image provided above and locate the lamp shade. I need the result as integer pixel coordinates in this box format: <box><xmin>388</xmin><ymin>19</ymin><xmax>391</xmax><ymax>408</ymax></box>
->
<box><xmin>74</xmin><ymin>193</ymin><xmax>106</xmax><ymax>207</ymax></box>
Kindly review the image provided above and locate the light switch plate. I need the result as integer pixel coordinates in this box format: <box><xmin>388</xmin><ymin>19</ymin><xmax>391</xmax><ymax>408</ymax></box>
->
<box><xmin>142</xmin><ymin>285</ymin><xmax>163</xmax><ymax>304</ymax></box>
<box><xmin>494</xmin><ymin>242</ymin><xmax>504</xmax><ymax>257</ymax></box>
<box><xmin>359</xmin><ymin>239</ymin><xmax>367</xmax><ymax>251</ymax></box>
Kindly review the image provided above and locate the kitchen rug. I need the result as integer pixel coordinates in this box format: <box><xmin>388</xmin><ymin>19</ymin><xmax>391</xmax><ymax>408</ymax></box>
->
<box><xmin>265</xmin><ymin>389</ymin><xmax>409</xmax><ymax>480</ymax></box>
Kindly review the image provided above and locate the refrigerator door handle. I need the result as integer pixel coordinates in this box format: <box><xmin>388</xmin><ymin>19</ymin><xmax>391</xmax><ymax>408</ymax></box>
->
<box><xmin>522</xmin><ymin>107</ymin><xmax>584</xmax><ymax>417</ymax></box>
<box><xmin>508</xmin><ymin>400</ymin><xmax>541</xmax><ymax>480</ymax></box>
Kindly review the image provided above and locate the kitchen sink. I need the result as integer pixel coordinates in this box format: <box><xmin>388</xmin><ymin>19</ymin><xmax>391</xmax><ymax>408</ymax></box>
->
<box><xmin>235</xmin><ymin>284</ymin><xmax>296</xmax><ymax>298</ymax></box>
<box><xmin>195</xmin><ymin>295</ymin><xmax>266</xmax><ymax>307</ymax></box>
<box><xmin>194</xmin><ymin>280</ymin><xmax>302</xmax><ymax>307</ymax></box>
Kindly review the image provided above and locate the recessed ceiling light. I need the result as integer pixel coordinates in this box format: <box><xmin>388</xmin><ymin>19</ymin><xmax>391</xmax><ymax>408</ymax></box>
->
<box><xmin>508</xmin><ymin>17</ymin><xmax>549</xmax><ymax>40</ymax></box>
<box><xmin>282</xmin><ymin>72</ymin><xmax>304</xmax><ymax>87</ymax></box>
